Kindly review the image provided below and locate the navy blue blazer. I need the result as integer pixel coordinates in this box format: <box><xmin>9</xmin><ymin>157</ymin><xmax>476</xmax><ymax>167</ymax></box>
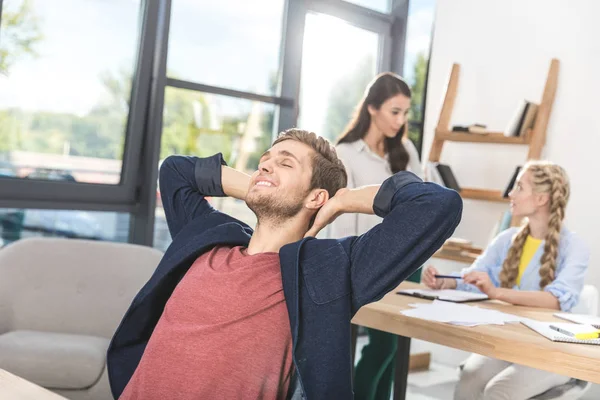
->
<box><xmin>107</xmin><ymin>153</ymin><xmax>462</xmax><ymax>399</ymax></box>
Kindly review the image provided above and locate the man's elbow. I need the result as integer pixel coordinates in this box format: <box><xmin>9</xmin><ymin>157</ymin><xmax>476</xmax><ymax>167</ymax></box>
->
<box><xmin>437</xmin><ymin>188</ymin><xmax>463</xmax><ymax>221</ymax></box>
<box><xmin>158</xmin><ymin>155</ymin><xmax>183</xmax><ymax>194</ymax></box>
<box><xmin>159</xmin><ymin>155</ymin><xmax>175</xmax><ymax>178</ymax></box>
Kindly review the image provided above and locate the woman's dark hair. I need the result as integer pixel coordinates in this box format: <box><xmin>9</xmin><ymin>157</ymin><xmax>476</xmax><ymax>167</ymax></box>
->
<box><xmin>337</xmin><ymin>72</ymin><xmax>412</xmax><ymax>173</ymax></box>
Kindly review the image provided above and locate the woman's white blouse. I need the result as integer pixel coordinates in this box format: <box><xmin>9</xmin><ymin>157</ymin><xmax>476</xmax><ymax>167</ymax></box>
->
<box><xmin>330</xmin><ymin>139</ymin><xmax>422</xmax><ymax>238</ymax></box>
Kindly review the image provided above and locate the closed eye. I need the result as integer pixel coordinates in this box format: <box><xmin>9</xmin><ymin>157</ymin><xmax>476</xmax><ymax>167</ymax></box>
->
<box><xmin>280</xmin><ymin>158</ymin><xmax>294</xmax><ymax>168</ymax></box>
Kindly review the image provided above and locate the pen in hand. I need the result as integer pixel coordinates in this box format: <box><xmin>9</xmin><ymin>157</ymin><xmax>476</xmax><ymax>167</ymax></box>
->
<box><xmin>434</xmin><ymin>274</ymin><xmax>463</xmax><ymax>280</ymax></box>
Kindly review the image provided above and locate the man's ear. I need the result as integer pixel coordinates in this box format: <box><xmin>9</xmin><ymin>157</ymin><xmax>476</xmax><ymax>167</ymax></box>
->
<box><xmin>305</xmin><ymin>189</ymin><xmax>329</xmax><ymax>210</ymax></box>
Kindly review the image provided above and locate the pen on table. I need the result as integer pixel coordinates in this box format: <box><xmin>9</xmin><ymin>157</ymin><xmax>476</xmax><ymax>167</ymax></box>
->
<box><xmin>434</xmin><ymin>274</ymin><xmax>463</xmax><ymax>280</ymax></box>
<box><xmin>549</xmin><ymin>324</ymin><xmax>600</xmax><ymax>340</ymax></box>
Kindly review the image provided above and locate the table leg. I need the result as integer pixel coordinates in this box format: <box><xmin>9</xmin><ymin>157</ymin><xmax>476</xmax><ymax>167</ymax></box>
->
<box><xmin>394</xmin><ymin>335</ymin><xmax>411</xmax><ymax>400</ymax></box>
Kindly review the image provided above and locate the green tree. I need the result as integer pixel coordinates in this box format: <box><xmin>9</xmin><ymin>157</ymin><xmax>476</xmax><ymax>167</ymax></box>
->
<box><xmin>0</xmin><ymin>0</ymin><xmax>43</xmax><ymax>75</ymax></box>
<box><xmin>245</xmin><ymin>70</ymin><xmax>279</xmax><ymax>170</ymax></box>
<box><xmin>322</xmin><ymin>55</ymin><xmax>374</xmax><ymax>142</ymax></box>
<box><xmin>407</xmin><ymin>52</ymin><xmax>428</xmax><ymax>145</ymax></box>
<box><xmin>322</xmin><ymin>52</ymin><xmax>429</xmax><ymax>146</ymax></box>
<box><xmin>0</xmin><ymin>109</ymin><xmax>22</xmax><ymax>154</ymax></box>
<box><xmin>85</xmin><ymin>69</ymin><xmax>223</xmax><ymax>161</ymax></box>
<box><xmin>160</xmin><ymin>87</ymin><xmax>214</xmax><ymax>160</ymax></box>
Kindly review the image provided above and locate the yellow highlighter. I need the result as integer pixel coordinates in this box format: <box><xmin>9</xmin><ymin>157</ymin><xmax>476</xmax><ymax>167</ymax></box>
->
<box><xmin>549</xmin><ymin>323</ymin><xmax>600</xmax><ymax>340</ymax></box>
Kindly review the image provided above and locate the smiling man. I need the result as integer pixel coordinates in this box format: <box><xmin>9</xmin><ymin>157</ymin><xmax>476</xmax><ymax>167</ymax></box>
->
<box><xmin>107</xmin><ymin>128</ymin><xmax>462</xmax><ymax>400</ymax></box>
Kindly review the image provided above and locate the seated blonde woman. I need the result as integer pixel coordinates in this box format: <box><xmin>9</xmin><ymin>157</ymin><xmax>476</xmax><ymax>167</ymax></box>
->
<box><xmin>423</xmin><ymin>161</ymin><xmax>589</xmax><ymax>400</ymax></box>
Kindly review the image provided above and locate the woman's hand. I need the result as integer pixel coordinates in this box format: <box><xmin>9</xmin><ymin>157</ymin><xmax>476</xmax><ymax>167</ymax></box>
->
<box><xmin>463</xmin><ymin>271</ymin><xmax>497</xmax><ymax>298</ymax></box>
<box><xmin>422</xmin><ymin>265</ymin><xmax>445</xmax><ymax>289</ymax></box>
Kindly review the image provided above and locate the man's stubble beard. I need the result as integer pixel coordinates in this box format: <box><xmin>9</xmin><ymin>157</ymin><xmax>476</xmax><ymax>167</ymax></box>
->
<box><xmin>246</xmin><ymin>190</ymin><xmax>305</xmax><ymax>228</ymax></box>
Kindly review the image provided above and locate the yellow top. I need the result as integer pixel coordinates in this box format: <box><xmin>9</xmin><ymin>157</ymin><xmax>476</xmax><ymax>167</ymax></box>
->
<box><xmin>517</xmin><ymin>235</ymin><xmax>543</xmax><ymax>285</ymax></box>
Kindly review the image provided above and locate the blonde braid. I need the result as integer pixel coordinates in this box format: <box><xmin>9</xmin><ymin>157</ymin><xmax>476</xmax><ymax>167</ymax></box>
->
<box><xmin>537</xmin><ymin>165</ymin><xmax>570</xmax><ymax>288</ymax></box>
<box><xmin>508</xmin><ymin>161</ymin><xmax>570</xmax><ymax>289</ymax></box>
<box><xmin>499</xmin><ymin>223</ymin><xmax>530</xmax><ymax>288</ymax></box>
<box><xmin>500</xmin><ymin>161</ymin><xmax>570</xmax><ymax>289</ymax></box>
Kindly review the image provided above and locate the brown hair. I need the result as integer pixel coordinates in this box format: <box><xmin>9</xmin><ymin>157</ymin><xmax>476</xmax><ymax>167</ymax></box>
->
<box><xmin>273</xmin><ymin>128</ymin><xmax>348</xmax><ymax>199</ymax></box>
<box><xmin>337</xmin><ymin>72</ymin><xmax>412</xmax><ymax>173</ymax></box>
<box><xmin>499</xmin><ymin>161</ymin><xmax>570</xmax><ymax>289</ymax></box>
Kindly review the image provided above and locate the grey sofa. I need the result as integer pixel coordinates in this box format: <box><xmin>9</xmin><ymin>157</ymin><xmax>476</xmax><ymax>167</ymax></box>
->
<box><xmin>0</xmin><ymin>237</ymin><xmax>162</xmax><ymax>400</ymax></box>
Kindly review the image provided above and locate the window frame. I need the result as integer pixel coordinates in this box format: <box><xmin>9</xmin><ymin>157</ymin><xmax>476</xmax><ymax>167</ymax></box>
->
<box><xmin>0</xmin><ymin>0</ymin><xmax>160</xmax><ymax>211</ymax></box>
<box><xmin>0</xmin><ymin>0</ymin><xmax>425</xmax><ymax>246</ymax></box>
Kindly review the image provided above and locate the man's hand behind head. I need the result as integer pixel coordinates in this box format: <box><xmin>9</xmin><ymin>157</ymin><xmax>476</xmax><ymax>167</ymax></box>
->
<box><xmin>304</xmin><ymin>188</ymin><xmax>348</xmax><ymax>238</ymax></box>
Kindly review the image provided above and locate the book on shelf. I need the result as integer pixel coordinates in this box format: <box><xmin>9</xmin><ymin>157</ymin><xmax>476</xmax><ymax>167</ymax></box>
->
<box><xmin>445</xmin><ymin>237</ymin><xmax>472</xmax><ymax>247</ymax></box>
<box><xmin>503</xmin><ymin>166</ymin><xmax>522</xmax><ymax>198</ymax></box>
<box><xmin>425</xmin><ymin>163</ymin><xmax>461</xmax><ymax>192</ymax></box>
<box><xmin>435</xmin><ymin>164</ymin><xmax>461</xmax><ymax>192</ymax></box>
<box><xmin>452</xmin><ymin>124</ymin><xmax>488</xmax><ymax>134</ymax></box>
<box><xmin>504</xmin><ymin>100</ymin><xmax>538</xmax><ymax>137</ymax></box>
<box><xmin>518</xmin><ymin>103</ymin><xmax>538</xmax><ymax>137</ymax></box>
<box><xmin>440</xmin><ymin>237</ymin><xmax>483</xmax><ymax>256</ymax></box>
<box><xmin>442</xmin><ymin>243</ymin><xmax>482</xmax><ymax>254</ymax></box>
<box><xmin>425</xmin><ymin>162</ymin><xmax>444</xmax><ymax>185</ymax></box>
<box><xmin>468</xmin><ymin>124</ymin><xmax>488</xmax><ymax>134</ymax></box>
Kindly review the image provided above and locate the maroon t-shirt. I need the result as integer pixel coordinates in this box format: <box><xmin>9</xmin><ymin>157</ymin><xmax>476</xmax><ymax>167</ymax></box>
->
<box><xmin>120</xmin><ymin>246</ymin><xmax>293</xmax><ymax>400</ymax></box>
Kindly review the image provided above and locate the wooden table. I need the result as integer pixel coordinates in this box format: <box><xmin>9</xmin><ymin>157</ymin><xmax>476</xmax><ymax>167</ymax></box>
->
<box><xmin>352</xmin><ymin>282</ymin><xmax>600</xmax><ymax>400</ymax></box>
<box><xmin>0</xmin><ymin>369</ymin><xmax>66</xmax><ymax>400</ymax></box>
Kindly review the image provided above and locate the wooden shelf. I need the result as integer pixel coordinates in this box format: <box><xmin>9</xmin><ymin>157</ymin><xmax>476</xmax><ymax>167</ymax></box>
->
<box><xmin>429</xmin><ymin>59</ymin><xmax>558</xmax><ymax>163</ymax></box>
<box><xmin>435</xmin><ymin>130</ymin><xmax>530</xmax><ymax>145</ymax></box>
<box><xmin>433</xmin><ymin>251</ymin><xmax>478</xmax><ymax>264</ymax></box>
<box><xmin>460</xmin><ymin>188</ymin><xmax>510</xmax><ymax>203</ymax></box>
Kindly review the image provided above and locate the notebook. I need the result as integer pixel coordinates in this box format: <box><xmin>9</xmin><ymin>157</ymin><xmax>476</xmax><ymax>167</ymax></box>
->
<box><xmin>554</xmin><ymin>312</ymin><xmax>600</xmax><ymax>329</ymax></box>
<box><xmin>397</xmin><ymin>288</ymin><xmax>488</xmax><ymax>303</ymax></box>
<box><xmin>522</xmin><ymin>320</ymin><xmax>600</xmax><ymax>345</ymax></box>
<box><xmin>548</xmin><ymin>322</ymin><xmax>600</xmax><ymax>339</ymax></box>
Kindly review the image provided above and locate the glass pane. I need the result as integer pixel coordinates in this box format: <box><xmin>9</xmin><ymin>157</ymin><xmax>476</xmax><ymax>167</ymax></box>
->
<box><xmin>298</xmin><ymin>13</ymin><xmax>379</xmax><ymax>142</ymax></box>
<box><xmin>0</xmin><ymin>0</ymin><xmax>143</xmax><ymax>184</ymax></box>
<box><xmin>168</xmin><ymin>0</ymin><xmax>285</xmax><ymax>96</ymax></box>
<box><xmin>404</xmin><ymin>0</ymin><xmax>436</xmax><ymax>144</ymax></box>
<box><xmin>153</xmin><ymin>88</ymin><xmax>277</xmax><ymax>251</ymax></box>
<box><xmin>344</xmin><ymin>0</ymin><xmax>391</xmax><ymax>14</ymax></box>
<box><xmin>408</xmin><ymin>123</ymin><xmax>422</xmax><ymax>149</ymax></box>
<box><xmin>0</xmin><ymin>208</ymin><xmax>130</xmax><ymax>247</ymax></box>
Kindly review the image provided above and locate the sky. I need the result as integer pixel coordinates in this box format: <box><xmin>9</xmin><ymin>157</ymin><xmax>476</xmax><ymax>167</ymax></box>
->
<box><xmin>0</xmin><ymin>0</ymin><xmax>435</xmax><ymax>126</ymax></box>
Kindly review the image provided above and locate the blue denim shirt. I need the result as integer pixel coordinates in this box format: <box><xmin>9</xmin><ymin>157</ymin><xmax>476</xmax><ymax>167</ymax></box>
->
<box><xmin>107</xmin><ymin>153</ymin><xmax>462</xmax><ymax>399</ymax></box>
<box><xmin>455</xmin><ymin>227</ymin><xmax>589</xmax><ymax>311</ymax></box>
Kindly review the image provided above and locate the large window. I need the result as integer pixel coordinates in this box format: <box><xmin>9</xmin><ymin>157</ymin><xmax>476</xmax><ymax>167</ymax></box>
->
<box><xmin>0</xmin><ymin>0</ymin><xmax>143</xmax><ymax>184</ymax></box>
<box><xmin>404</xmin><ymin>0</ymin><xmax>436</xmax><ymax>149</ymax></box>
<box><xmin>167</xmin><ymin>0</ymin><xmax>285</xmax><ymax>95</ymax></box>
<box><xmin>0</xmin><ymin>208</ymin><xmax>129</xmax><ymax>246</ymax></box>
<box><xmin>345</xmin><ymin>0</ymin><xmax>391</xmax><ymax>14</ymax></box>
<box><xmin>154</xmin><ymin>92</ymin><xmax>277</xmax><ymax>251</ymax></box>
<box><xmin>298</xmin><ymin>12</ymin><xmax>379</xmax><ymax>142</ymax></box>
<box><xmin>153</xmin><ymin>0</ymin><xmax>285</xmax><ymax>253</ymax></box>
<box><xmin>0</xmin><ymin>0</ymin><xmax>423</xmax><ymax>248</ymax></box>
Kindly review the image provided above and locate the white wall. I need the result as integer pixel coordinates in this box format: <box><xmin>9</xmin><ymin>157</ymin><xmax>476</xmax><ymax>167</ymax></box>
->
<box><xmin>425</xmin><ymin>0</ymin><xmax>600</xmax><ymax>296</ymax></box>
<box><xmin>422</xmin><ymin>0</ymin><xmax>600</xmax><ymax>396</ymax></box>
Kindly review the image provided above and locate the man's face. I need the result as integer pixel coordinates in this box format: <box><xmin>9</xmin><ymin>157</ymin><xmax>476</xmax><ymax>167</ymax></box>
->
<box><xmin>246</xmin><ymin>140</ymin><xmax>314</xmax><ymax>224</ymax></box>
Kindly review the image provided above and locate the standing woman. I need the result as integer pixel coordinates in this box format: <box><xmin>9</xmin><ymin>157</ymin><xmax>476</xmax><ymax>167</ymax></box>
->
<box><xmin>331</xmin><ymin>72</ymin><xmax>422</xmax><ymax>400</ymax></box>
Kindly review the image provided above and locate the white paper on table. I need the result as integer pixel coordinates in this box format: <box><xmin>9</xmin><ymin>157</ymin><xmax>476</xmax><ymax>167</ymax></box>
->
<box><xmin>400</xmin><ymin>300</ymin><xmax>528</xmax><ymax>326</ymax></box>
<box><xmin>399</xmin><ymin>288</ymin><xmax>488</xmax><ymax>302</ymax></box>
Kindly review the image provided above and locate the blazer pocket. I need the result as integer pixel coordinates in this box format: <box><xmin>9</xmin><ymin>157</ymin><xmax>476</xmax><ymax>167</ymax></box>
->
<box><xmin>301</xmin><ymin>246</ymin><xmax>351</xmax><ymax>305</ymax></box>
